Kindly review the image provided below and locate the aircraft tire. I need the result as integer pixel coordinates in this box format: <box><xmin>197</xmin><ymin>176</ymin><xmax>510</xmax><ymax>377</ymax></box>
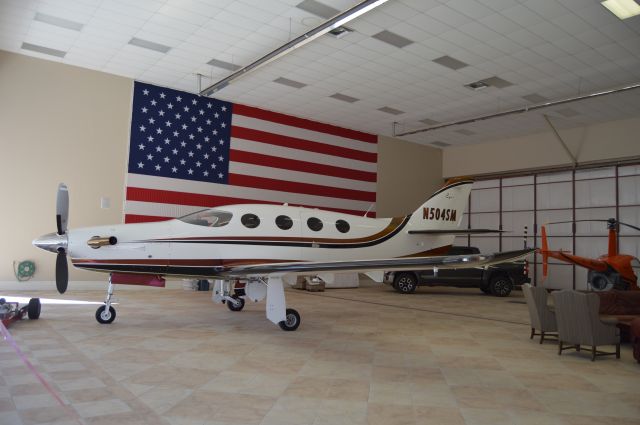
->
<box><xmin>27</xmin><ymin>298</ymin><xmax>41</xmax><ymax>320</ymax></box>
<box><xmin>279</xmin><ymin>308</ymin><xmax>300</xmax><ymax>331</ymax></box>
<box><xmin>227</xmin><ymin>295</ymin><xmax>245</xmax><ymax>312</ymax></box>
<box><xmin>95</xmin><ymin>305</ymin><xmax>116</xmax><ymax>324</ymax></box>
<box><xmin>394</xmin><ymin>273</ymin><xmax>417</xmax><ymax>294</ymax></box>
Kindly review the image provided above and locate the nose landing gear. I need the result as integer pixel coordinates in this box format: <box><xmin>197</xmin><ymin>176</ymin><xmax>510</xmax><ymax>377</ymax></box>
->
<box><xmin>95</xmin><ymin>273</ymin><xmax>116</xmax><ymax>324</ymax></box>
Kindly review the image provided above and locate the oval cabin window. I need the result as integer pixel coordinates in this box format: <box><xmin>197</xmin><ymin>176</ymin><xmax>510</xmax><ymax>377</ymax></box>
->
<box><xmin>276</xmin><ymin>215</ymin><xmax>293</xmax><ymax>230</ymax></box>
<box><xmin>335</xmin><ymin>219</ymin><xmax>350</xmax><ymax>233</ymax></box>
<box><xmin>307</xmin><ymin>217</ymin><xmax>323</xmax><ymax>232</ymax></box>
<box><xmin>241</xmin><ymin>213</ymin><xmax>260</xmax><ymax>229</ymax></box>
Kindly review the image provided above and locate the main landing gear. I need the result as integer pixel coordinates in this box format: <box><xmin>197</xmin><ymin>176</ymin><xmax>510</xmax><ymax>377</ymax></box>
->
<box><xmin>95</xmin><ymin>273</ymin><xmax>116</xmax><ymax>324</ymax></box>
<box><xmin>213</xmin><ymin>276</ymin><xmax>301</xmax><ymax>331</ymax></box>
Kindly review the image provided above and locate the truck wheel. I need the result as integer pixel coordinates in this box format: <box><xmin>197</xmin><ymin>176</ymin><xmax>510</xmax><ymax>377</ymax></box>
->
<box><xmin>489</xmin><ymin>275</ymin><xmax>513</xmax><ymax>297</ymax></box>
<box><xmin>394</xmin><ymin>273</ymin><xmax>417</xmax><ymax>294</ymax></box>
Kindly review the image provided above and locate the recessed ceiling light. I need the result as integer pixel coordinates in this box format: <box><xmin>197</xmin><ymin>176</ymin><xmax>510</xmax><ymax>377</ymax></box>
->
<box><xmin>433</xmin><ymin>55</ymin><xmax>468</xmax><ymax>70</ymax></box>
<box><xmin>556</xmin><ymin>108</ymin><xmax>580</xmax><ymax>117</ymax></box>
<box><xmin>465</xmin><ymin>81</ymin><xmax>489</xmax><ymax>91</ymax></box>
<box><xmin>431</xmin><ymin>141</ymin><xmax>451</xmax><ymax>147</ymax></box>
<box><xmin>273</xmin><ymin>77</ymin><xmax>307</xmax><ymax>88</ymax></box>
<box><xmin>296</xmin><ymin>0</ymin><xmax>340</xmax><ymax>19</ymax></box>
<box><xmin>482</xmin><ymin>76</ymin><xmax>513</xmax><ymax>88</ymax></box>
<box><xmin>522</xmin><ymin>93</ymin><xmax>548</xmax><ymax>103</ymax></box>
<box><xmin>128</xmin><ymin>37</ymin><xmax>171</xmax><ymax>53</ymax></box>
<box><xmin>21</xmin><ymin>42</ymin><xmax>66</xmax><ymax>58</ymax></box>
<box><xmin>377</xmin><ymin>106</ymin><xmax>405</xmax><ymax>115</ymax></box>
<box><xmin>328</xmin><ymin>26</ymin><xmax>353</xmax><ymax>38</ymax></box>
<box><xmin>207</xmin><ymin>58</ymin><xmax>242</xmax><ymax>71</ymax></box>
<box><xmin>601</xmin><ymin>0</ymin><xmax>640</xmax><ymax>19</ymax></box>
<box><xmin>34</xmin><ymin>12</ymin><xmax>83</xmax><ymax>31</ymax></box>
<box><xmin>456</xmin><ymin>129</ymin><xmax>475</xmax><ymax>136</ymax></box>
<box><xmin>420</xmin><ymin>118</ymin><xmax>440</xmax><ymax>126</ymax></box>
<box><xmin>371</xmin><ymin>30</ymin><xmax>414</xmax><ymax>48</ymax></box>
<box><xmin>330</xmin><ymin>93</ymin><xmax>359</xmax><ymax>103</ymax></box>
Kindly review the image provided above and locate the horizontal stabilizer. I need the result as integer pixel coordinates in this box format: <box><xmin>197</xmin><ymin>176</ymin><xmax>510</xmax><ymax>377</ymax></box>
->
<box><xmin>408</xmin><ymin>229</ymin><xmax>506</xmax><ymax>235</ymax></box>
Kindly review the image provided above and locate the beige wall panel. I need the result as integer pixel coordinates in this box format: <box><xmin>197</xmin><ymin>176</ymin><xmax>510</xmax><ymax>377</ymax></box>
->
<box><xmin>376</xmin><ymin>135</ymin><xmax>443</xmax><ymax>217</ymax></box>
<box><xmin>0</xmin><ymin>50</ymin><xmax>132</xmax><ymax>282</ymax></box>
<box><xmin>442</xmin><ymin>117</ymin><xmax>640</xmax><ymax>178</ymax></box>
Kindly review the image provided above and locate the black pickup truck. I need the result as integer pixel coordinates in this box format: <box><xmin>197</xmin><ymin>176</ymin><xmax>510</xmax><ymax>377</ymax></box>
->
<box><xmin>385</xmin><ymin>246</ymin><xmax>530</xmax><ymax>297</ymax></box>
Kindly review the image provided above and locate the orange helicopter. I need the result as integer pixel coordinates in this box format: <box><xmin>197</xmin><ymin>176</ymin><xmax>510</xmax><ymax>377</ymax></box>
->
<box><xmin>539</xmin><ymin>218</ymin><xmax>640</xmax><ymax>291</ymax></box>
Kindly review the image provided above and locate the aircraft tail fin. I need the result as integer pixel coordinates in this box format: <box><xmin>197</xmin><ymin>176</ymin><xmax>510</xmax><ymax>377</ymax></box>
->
<box><xmin>407</xmin><ymin>177</ymin><xmax>473</xmax><ymax>230</ymax></box>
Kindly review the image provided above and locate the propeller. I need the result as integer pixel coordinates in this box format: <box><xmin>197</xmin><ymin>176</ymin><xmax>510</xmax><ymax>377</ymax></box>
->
<box><xmin>55</xmin><ymin>183</ymin><xmax>69</xmax><ymax>294</ymax></box>
<box><xmin>544</xmin><ymin>218</ymin><xmax>640</xmax><ymax>232</ymax></box>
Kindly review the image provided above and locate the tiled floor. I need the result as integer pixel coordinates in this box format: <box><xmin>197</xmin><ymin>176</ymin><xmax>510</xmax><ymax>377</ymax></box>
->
<box><xmin>1</xmin><ymin>283</ymin><xmax>638</xmax><ymax>425</ymax></box>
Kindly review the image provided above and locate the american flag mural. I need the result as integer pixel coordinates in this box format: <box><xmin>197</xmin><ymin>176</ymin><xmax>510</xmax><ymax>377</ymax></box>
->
<box><xmin>125</xmin><ymin>82</ymin><xmax>377</xmax><ymax>223</ymax></box>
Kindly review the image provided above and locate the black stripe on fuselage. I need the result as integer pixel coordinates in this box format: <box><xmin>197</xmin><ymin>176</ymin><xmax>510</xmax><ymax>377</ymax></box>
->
<box><xmin>75</xmin><ymin>264</ymin><xmax>224</xmax><ymax>276</ymax></box>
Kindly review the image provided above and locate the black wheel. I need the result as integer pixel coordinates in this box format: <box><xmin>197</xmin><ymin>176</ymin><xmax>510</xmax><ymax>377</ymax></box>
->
<box><xmin>479</xmin><ymin>286</ymin><xmax>491</xmax><ymax>295</ymax></box>
<box><xmin>489</xmin><ymin>275</ymin><xmax>513</xmax><ymax>297</ymax></box>
<box><xmin>590</xmin><ymin>274</ymin><xmax>612</xmax><ymax>291</ymax></box>
<box><xmin>27</xmin><ymin>298</ymin><xmax>41</xmax><ymax>320</ymax></box>
<box><xmin>95</xmin><ymin>305</ymin><xmax>116</xmax><ymax>324</ymax></box>
<box><xmin>226</xmin><ymin>295</ymin><xmax>245</xmax><ymax>312</ymax></box>
<box><xmin>279</xmin><ymin>308</ymin><xmax>300</xmax><ymax>331</ymax></box>
<box><xmin>394</xmin><ymin>272</ymin><xmax>417</xmax><ymax>294</ymax></box>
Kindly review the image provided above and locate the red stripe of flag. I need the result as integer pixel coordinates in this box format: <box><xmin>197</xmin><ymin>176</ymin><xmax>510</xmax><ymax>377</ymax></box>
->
<box><xmin>230</xmin><ymin>150</ymin><xmax>377</xmax><ymax>183</ymax></box>
<box><xmin>231</xmin><ymin>126</ymin><xmax>377</xmax><ymax>163</ymax></box>
<box><xmin>233</xmin><ymin>104</ymin><xmax>377</xmax><ymax>144</ymax></box>
<box><xmin>228</xmin><ymin>174</ymin><xmax>376</xmax><ymax>202</ymax></box>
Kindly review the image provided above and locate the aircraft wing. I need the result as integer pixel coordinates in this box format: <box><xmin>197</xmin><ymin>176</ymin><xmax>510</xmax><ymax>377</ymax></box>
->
<box><xmin>220</xmin><ymin>248</ymin><xmax>534</xmax><ymax>277</ymax></box>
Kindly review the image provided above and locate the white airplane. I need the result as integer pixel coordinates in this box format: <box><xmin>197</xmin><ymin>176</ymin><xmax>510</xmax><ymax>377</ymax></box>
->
<box><xmin>33</xmin><ymin>178</ymin><xmax>532</xmax><ymax>331</ymax></box>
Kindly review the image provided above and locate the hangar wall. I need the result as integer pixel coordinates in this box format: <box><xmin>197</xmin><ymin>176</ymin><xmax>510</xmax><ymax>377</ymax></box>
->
<box><xmin>442</xmin><ymin>117</ymin><xmax>640</xmax><ymax>178</ymax></box>
<box><xmin>0</xmin><ymin>50</ymin><xmax>442</xmax><ymax>283</ymax></box>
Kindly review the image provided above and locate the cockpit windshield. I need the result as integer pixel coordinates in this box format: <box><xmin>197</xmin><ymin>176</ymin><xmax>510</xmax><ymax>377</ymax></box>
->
<box><xmin>178</xmin><ymin>209</ymin><xmax>232</xmax><ymax>227</ymax></box>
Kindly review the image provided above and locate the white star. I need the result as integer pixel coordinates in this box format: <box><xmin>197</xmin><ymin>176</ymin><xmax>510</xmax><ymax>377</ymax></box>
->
<box><xmin>191</xmin><ymin>116</ymin><xmax>196</xmax><ymax>122</ymax></box>
<box><xmin>164</xmin><ymin>138</ymin><xmax>170</xmax><ymax>144</ymax></box>
<box><xmin>197</xmin><ymin>127</ymin><xmax>203</xmax><ymax>133</ymax></box>
<box><xmin>172</xmin><ymin>166</ymin><xmax>177</xmax><ymax>173</ymax></box>
<box><xmin>204</xmin><ymin>136</ymin><xmax>210</xmax><ymax>142</ymax></box>
<box><xmin>220</xmin><ymin>122</ymin><xmax>226</xmax><ymax>128</ymax></box>
<box><xmin>207</xmin><ymin>102</ymin><xmax>212</xmax><ymax>108</ymax></box>
<box><xmin>204</xmin><ymin>171</ymin><xmax>209</xmax><ymax>177</ymax></box>
<box><xmin>147</xmin><ymin>136</ymin><xmax>154</xmax><ymax>142</ymax></box>
<box><xmin>155</xmin><ymin>164</ymin><xmax>161</xmax><ymax>171</ymax></box>
<box><xmin>172</xmin><ymin>148</ymin><xmax>178</xmax><ymax>155</ymax></box>
<box><xmin>175</xmin><ymin>113</ymin><xmax>181</xmax><ymax>119</ymax></box>
<box><xmin>156</xmin><ymin>128</ymin><xmax>163</xmax><ymax>134</ymax></box>
<box><xmin>181</xmin><ymin>124</ymin><xmax>188</xmax><ymax>130</ymax></box>
<box><xmin>212</xmin><ymin>130</ymin><xmax>218</xmax><ymax>135</ymax></box>
<box><xmin>184</xmin><ymin>106</ymin><xmax>190</xmax><ymax>112</ymax></box>
<box><xmin>196</xmin><ymin>161</ymin><xmax>201</xmax><ymax>167</ymax></box>
<box><xmin>138</xmin><ymin>162</ymin><xmax>144</xmax><ymax>168</ymax></box>
<box><xmin>176</xmin><ymin>96</ymin><xmax>182</xmax><ymax>102</ymax></box>
<box><xmin>188</xmin><ymin>151</ymin><xmax>194</xmax><ymax>157</ymax></box>
<box><xmin>158</xmin><ymin>110</ymin><xmax>165</xmax><ymax>116</ymax></box>
<box><xmin>191</xmin><ymin>99</ymin><xmax>197</xmax><ymax>105</ymax></box>
<box><xmin>206</xmin><ymin>119</ymin><xmax>212</xmax><ymax>125</ymax></box>
<box><xmin>155</xmin><ymin>146</ymin><xmax>162</xmax><ymax>152</ymax></box>
<box><xmin>138</xmin><ymin>143</ymin><xmax>145</xmax><ymax>150</ymax></box>
<box><xmin>204</xmin><ymin>153</ymin><xmax>209</xmax><ymax>159</ymax></box>
<box><xmin>199</xmin><ymin>109</ymin><xmax>204</xmax><ymax>115</ymax></box>
<box><xmin>188</xmin><ymin>169</ymin><xmax>194</xmax><ymax>175</ymax></box>
<box><xmin>143</xmin><ymin>89</ymin><xmax>149</xmax><ymax>95</ymax></box>
<box><xmin>218</xmin><ymin>172</ymin><xmax>223</xmax><ymax>178</ymax></box>
<box><xmin>165</xmin><ymin>121</ymin><xmax>172</xmax><ymax>127</ymax></box>
<box><xmin>148</xmin><ymin>118</ymin><xmax>155</xmax><ymax>124</ymax></box>
<box><xmin>139</xmin><ymin>125</ymin><xmax>146</xmax><ymax>132</ymax></box>
<box><xmin>189</xmin><ymin>134</ymin><xmax>195</xmax><ymax>140</ymax></box>
<box><xmin>211</xmin><ymin>163</ymin><xmax>216</xmax><ymax>169</ymax></box>
<box><xmin>167</xmin><ymin>103</ymin><xmax>173</xmax><ymax>109</ymax></box>
<box><xmin>212</xmin><ymin>146</ymin><xmax>217</xmax><ymax>152</ymax></box>
<box><xmin>214</xmin><ymin>112</ymin><xmax>219</xmax><ymax>119</ymax></box>
<box><xmin>196</xmin><ymin>143</ymin><xmax>202</xmax><ymax>150</ymax></box>
<box><xmin>147</xmin><ymin>154</ymin><xmax>154</xmax><ymax>160</ymax></box>
<box><xmin>221</xmin><ymin>106</ymin><xmax>227</xmax><ymax>112</ymax></box>
<box><xmin>218</xmin><ymin>155</ymin><xmax>224</xmax><ymax>162</ymax></box>
<box><xmin>180</xmin><ymin>141</ymin><xmax>186</xmax><ymax>147</ymax></box>
<box><xmin>164</xmin><ymin>156</ymin><xmax>170</xmax><ymax>163</ymax></box>
<box><xmin>219</xmin><ymin>139</ymin><xmax>224</xmax><ymax>145</ymax></box>
<box><xmin>180</xmin><ymin>159</ymin><xmax>186</xmax><ymax>165</ymax></box>
<box><xmin>151</xmin><ymin>99</ymin><xmax>157</xmax><ymax>106</ymax></box>
<box><xmin>160</xmin><ymin>92</ymin><xmax>166</xmax><ymax>99</ymax></box>
<box><xmin>173</xmin><ymin>131</ymin><xmax>179</xmax><ymax>137</ymax></box>
<box><xmin>141</xmin><ymin>107</ymin><xmax>148</xmax><ymax>113</ymax></box>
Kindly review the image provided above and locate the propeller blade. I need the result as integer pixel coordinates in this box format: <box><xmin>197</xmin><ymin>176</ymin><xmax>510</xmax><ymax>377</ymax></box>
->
<box><xmin>55</xmin><ymin>250</ymin><xmax>69</xmax><ymax>294</ymax></box>
<box><xmin>56</xmin><ymin>183</ymin><xmax>69</xmax><ymax>235</ymax></box>
<box><xmin>618</xmin><ymin>222</ymin><xmax>640</xmax><ymax>232</ymax></box>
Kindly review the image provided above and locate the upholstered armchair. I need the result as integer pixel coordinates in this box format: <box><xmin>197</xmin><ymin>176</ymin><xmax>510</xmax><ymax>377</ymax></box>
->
<box><xmin>522</xmin><ymin>283</ymin><xmax>557</xmax><ymax>343</ymax></box>
<box><xmin>551</xmin><ymin>290</ymin><xmax>620</xmax><ymax>361</ymax></box>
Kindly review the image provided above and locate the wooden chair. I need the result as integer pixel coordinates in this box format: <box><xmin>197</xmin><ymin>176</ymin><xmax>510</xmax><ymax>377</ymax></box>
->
<box><xmin>551</xmin><ymin>290</ymin><xmax>620</xmax><ymax>361</ymax></box>
<box><xmin>522</xmin><ymin>283</ymin><xmax>557</xmax><ymax>343</ymax></box>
